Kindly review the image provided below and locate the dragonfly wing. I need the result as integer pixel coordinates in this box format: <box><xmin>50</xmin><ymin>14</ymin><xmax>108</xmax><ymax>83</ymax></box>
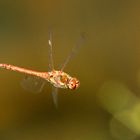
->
<box><xmin>20</xmin><ymin>75</ymin><xmax>46</xmax><ymax>93</ymax></box>
<box><xmin>51</xmin><ymin>86</ymin><xmax>58</xmax><ymax>108</ymax></box>
<box><xmin>61</xmin><ymin>32</ymin><xmax>86</xmax><ymax>71</ymax></box>
<box><xmin>48</xmin><ymin>28</ymin><xmax>54</xmax><ymax>71</ymax></box>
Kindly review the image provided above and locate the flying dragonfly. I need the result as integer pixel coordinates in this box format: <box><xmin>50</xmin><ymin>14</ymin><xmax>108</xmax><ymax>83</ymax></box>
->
<box><xmin>0</xmin><ymin>30</ymin><xmax>85</xmax><ymax>107</ymax></box>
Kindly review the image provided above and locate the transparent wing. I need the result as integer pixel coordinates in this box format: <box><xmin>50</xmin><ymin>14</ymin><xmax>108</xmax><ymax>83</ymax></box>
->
<box><xmin>20</xmin><ymin>75</ymin><xmax>46</xmax><ymax>93</ymax></box>
<box><xmin>48</xmin><ymin>28</ymin><xmax>54</xmax><ymax>71</ymax></box>
<box><xmin>51</xmin><ymin>86</ymin><xmax>58</xmax><ymax>108</ymax></box>
<box><xmin>48</xmin><ymin>29</ymin><xmax>58</xmax><ymax>108</ymax></box>
<box><xmin>61</xmin><ymin>32</ymin><xmax>86</xmax><ymax>71</ymax></box>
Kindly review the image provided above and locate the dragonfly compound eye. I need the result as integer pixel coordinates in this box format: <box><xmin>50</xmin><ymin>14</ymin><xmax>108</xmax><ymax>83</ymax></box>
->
<box><xmin>68</xmin><ymin>78</ymin><xmax>80</xmax><ymax>90</ymax></box>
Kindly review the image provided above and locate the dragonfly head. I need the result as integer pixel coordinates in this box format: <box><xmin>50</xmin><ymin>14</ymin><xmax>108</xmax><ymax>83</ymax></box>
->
<box><xmin>59</xmin><ymin>72</ymin><xmax>80</xmax><ymax>90</ymax></box>
<box><xmin>67</xmin><ymin>77</ymin><xmax>80</xmax><ymax>90</ymax></box>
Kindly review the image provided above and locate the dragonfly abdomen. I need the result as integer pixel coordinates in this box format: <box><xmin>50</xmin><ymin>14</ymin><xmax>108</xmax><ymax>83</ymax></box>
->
<box><xmin>0</xmin><ymin>63</ymin><xmax>49</xmax><ymax>80</ymax></box>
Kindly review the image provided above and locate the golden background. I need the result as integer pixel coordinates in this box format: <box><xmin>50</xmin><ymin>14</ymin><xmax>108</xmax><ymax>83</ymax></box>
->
<box><xmin>0</xmin><ymin>0</ymin><xmax>140</xmax><ymax>140</ymax></box>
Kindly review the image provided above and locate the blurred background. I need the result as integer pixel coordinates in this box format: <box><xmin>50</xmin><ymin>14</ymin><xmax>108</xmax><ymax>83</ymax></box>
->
<box><xmin>0</xmin><ymin>0</ymin><xmax>140</xmax><ymax>140</ymax></box>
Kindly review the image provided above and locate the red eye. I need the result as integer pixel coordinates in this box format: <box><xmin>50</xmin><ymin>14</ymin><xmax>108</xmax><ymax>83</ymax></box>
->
<box><xmin>70</xmin><ymin>82</ymin><xmax>76</xmax><ymax>89</ymax></box>
<box><xmin>68</xmin><ymin>78</ymin><xmax>80</xmax><ymax>90</ymax></box>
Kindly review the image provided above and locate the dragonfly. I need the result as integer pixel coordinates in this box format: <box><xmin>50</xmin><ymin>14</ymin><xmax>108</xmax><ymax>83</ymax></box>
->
<box><xmin>0</xmin><ymin>30</ymin><xmax>85</xmax><ymax>107</ymax></box>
